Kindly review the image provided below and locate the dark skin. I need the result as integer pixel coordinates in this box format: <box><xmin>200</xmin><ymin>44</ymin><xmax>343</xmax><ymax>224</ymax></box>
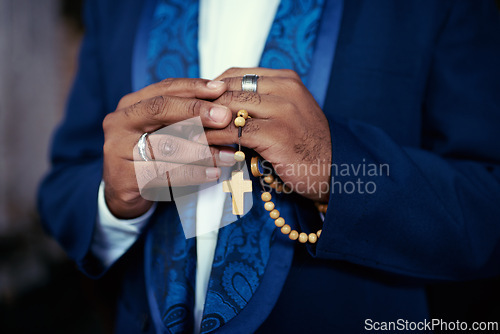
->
<box><xmin>103</xmin><ymin>68</ymin><xmax>332</xmax><ymax>219</ymax></box>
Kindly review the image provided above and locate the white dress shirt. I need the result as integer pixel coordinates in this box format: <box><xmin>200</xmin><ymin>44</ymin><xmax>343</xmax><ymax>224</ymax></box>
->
<box><xmin>91</xmin><ymin>0</ymin><xmax>280</xmax><ymax>332</ymax></box>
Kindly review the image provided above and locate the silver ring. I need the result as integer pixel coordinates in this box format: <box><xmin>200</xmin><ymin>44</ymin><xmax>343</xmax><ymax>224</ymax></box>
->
<box><xmin>138</xmin><ymin>133</ymin><xmax>150</xmax><ymax>161</ymax></box>
<box><xmin>241</xmin><ymin>74</ymin><xmax>259</xmax><ymax>92</ymax></box>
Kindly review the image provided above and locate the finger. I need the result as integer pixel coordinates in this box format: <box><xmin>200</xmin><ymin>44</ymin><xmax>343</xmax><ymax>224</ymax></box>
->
<box><xmin>134</xmin><ymin>161</ymin><xmax>221</xmax><ymax>192</ymax></box>
<box><xmin>204</xmin><ymin>118</ymin><xmax>275</xmax><ymax>151</ymax></box>
<box><xmin>119</xmin><ymin>95</ymin><xmax>232</xmax><ymax>131</ymax></box>
<box><xmin>143</xmin><ymin>134</ymin><xmax>237</xmax><ymax>166</ymax></box>
<box><xmin>214</xmin><ymin>91</ymin><xmax>291</xmax><ymax>119</ymax></box>
<box><xmin>214</xmin><ymin>67</ymin><xmax>300</xmax><ymax>81</ymax></box>
<box><xmin>117</xmin><ymin>78</ymin><xmax>228</xmax><ymax>110</ymax></box>
<box><xmin>220</xmin><ymin>75</ymin><xmax>304</xmax><ymax>97</ymax></box>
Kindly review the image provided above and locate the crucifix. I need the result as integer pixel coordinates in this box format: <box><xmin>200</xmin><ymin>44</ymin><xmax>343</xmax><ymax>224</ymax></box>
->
<box><xmin>222</xmin><ymin>170</ymin><xmax>252</xmax><ymax>215</ymax></box>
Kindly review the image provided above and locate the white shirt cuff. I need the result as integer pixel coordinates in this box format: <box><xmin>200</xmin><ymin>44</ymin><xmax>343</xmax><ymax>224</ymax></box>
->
<box><xmin>91</xmin><ymin>181</ymin><xmax>156</xmax><ymax>268</ymax></box>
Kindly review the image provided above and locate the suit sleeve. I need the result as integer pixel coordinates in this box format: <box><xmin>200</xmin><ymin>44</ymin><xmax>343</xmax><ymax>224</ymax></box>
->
<box><xmin>313</xmin><ymin>0</ymin><xmax>500</xmax><ymax>280</ymax></box>
<box><xmin>38</xmin><ymin>0</ymin><xmax>109</xmax><ymax>276</ymax></box>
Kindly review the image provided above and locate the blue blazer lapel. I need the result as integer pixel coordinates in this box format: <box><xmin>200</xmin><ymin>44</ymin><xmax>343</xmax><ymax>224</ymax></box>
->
<box><xmin>214</xmin><ymin>232</ymin><xmax>295</xmax><ymax>334</ymax></box>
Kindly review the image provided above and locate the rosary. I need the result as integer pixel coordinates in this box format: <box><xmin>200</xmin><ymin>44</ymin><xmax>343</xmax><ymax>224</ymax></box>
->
<box><xmin>222</xmin><ymin>109</ymin><xmax>327</xmax><ymax>244</ymax></box>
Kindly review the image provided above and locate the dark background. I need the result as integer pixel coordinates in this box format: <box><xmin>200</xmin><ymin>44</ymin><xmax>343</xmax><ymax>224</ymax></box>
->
<box><xmin>0</xmin><ymin>1</ymin><xmax>499</xmax><ymax>333</ymax></box>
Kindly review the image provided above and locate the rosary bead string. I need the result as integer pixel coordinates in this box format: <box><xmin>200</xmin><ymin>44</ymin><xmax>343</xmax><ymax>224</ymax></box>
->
<box><xmin>234</xmin><ymin>109</ymin><xmax>326</xmax><ymax>244</ymax></box>
<box><xmin>260</xmin><ymin>177</ymin><xmax>326</xmax><ymax>244</ymax></box>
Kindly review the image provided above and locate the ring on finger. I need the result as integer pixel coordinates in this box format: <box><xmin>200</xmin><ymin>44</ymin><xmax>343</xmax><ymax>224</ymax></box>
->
<box><xmin>242</xmin><ymin>74</ymin><xmax>259</xmax><ymax>93</ymax></box>
<box><xmin>138</xmin><ymin>132</ymin><xmax>151</xmax><ymax>161</ymax></box>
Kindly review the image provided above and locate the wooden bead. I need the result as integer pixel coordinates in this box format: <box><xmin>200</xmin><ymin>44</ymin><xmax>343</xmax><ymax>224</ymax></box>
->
<box><xmin>261</xmin><ymin>192</ymin><xmax>272</xmax><ymax>202</ymax></box>
<box><xmin>234</xmin><ymin>151</ymin><xmax>245</xmax><ymax>161</ymax></box>
<box><xmin>289</xmin><ymin>230</ymin><xmax>299</xmax><ymax>240</ymax></box>
<box><xmin>281</xmin><ymin>224</ymin><xmax>291</xmax><ymax>235</ymax></box>
<box><xmin>263</xmin><ymin>175</ymin><xmax>274</xmax><ymax>184</ymax></box>
<box><xmin>317</xmin><ymin>229</ymin><xmax>322</xmax><ymax>238</ymax></box>
<box><xmin>298</xmin><ymin>232</ymin><xmax>308</xmax><ymax>243</ymax></box>
<box><xmin>276</xmin><ymin>183</ymin><xmax>283</xmax><ymax>192</ymax></box>
<box><xmin>251</xmin><ymin>156</ymin><xmax>263</xmax><ymax>177</ymax></box>
<box><xmin>234</xmin><ymin>116</ymin><xmax>246</xmax><ymax>127</ymax></box>
<box><xmin>237</xmin><ymin>109</ymin><xmax>249</xmax><ymax>119</ymax></box>
<box><xmin>264</xmin><ymin>201</ymin><xmax>275</xmax><ymax>211</ymax></box>
<box><xmin>308</xmin><ymin>233</ymin><xmax>318</xmax><ymax>244</ymax></box>
<box><xmin>316</xmin><ymin>204</ymin><xmax>328</xmax><ymax>214</ymax></box>
<box><xmin>270</xmin><ymin>209</ymin><xmax>280</xmax><ymax>219</ymax></box>
<box><xmin>274</xmin><ymin>217</ymin><xmax>285</xmax><ymax>227</ymax></box>
<box><xmin>269</xmin><ymin>180</ymin><xmax>280</xmax><ymax>189</ymax></box>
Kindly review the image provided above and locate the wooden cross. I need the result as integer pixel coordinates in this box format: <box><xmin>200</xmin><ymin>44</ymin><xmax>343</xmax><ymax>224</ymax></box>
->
<box><xmin>222</xmin><ymin>170</ymin><xmax>252</xmax><ymax>215</ymax></box>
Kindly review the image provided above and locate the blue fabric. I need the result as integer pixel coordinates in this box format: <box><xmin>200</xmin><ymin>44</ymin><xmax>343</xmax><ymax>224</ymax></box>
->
<box><xmin>260</xmin><ymin>0</ymin><xmax>325</xmax><ymax>87</ymax></box>
<box><xmin>199</xmin><ymin>185</ymin><xmax>296</xmax><ymax>333</ymax></box>
<box><xmin>146</xmin><ymin>0</ymin><xmax>200</xmax><ymax>82</ymax></box>
<box><xmin>205</xmin><ymin>192</ymin><xmax>296</xmax><ymax>334</ymax></box>
<box><xmin>146</xmin><ymin>206</ymin><xmax>197</xmax><ymax>334</ymax></box>
<box><xmin>37</xmin><ymin>0</ymin><xmax>500</xmax><ymax>333</ymax></box>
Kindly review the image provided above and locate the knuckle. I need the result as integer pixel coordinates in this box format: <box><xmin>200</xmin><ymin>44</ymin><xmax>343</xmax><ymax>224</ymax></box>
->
<box><xmin>117</xmin><ymin>95</ymin><xmax>132</xmax><ymax>109</ymax></box>
<box><xmin>102</xmin><ymin>134</ymin><xmax>119</xmax><ymax>155</ymax></box>
<box><xmin>225</xmin><ymin>77</ymin><xmax>239</xmax><ymax>88</ymax></box>
<box><xmin>116</xmin><ymin>192</ymin><xmax>130</xmax><ymax>204</ymax></box>
<box><xmin>126</xmin><ymin>100</ymin><xmax>142</xmax><ymax>117</ymax></box>
<box><xmin>158</xmin><ymin>136</ymin><xmax>179</xmax><ymax>158</ymax></box>
<box><xmin>102</xmin><ymin>113</ymin><xmax>116</xmax><ymax>132</ymax></box>
<box><xmin>182</xmin><ymin>166</ymin><xmax>196</xmax><ymax>180</ymax></box>
<box><xmin>189</xmin><ymin>78</ymin><xmax>200</xmax><ymax>90</ymax></box>
<box><xmin>282</xmin><ymin>100</ymin><xmax>296</xmax><ymax>113</ymax></box>
<box><xmin>146</xmin><ymin>95</ymin><xmax>166</xmax><ymax>118</ymax></box>
<box><xmin>159</xmin><ymin>78</ymin><xmax>175</xmax><ymax>89</ymax></box>
<box><xmin>225</xmin><ymin>67</ymin><xmax>241</xmax><ymax>77</ymax></box>
<box><xmin>115</xmin><ymin>187</ymin><xmax>138</xmax><ymax>205</ymax></box>
<box><xmin>283</xmin><ymin>69</ymin><xmax>300</xmax><ymax>79</ymax></box>
<box><xmin>195</xmin><ymin>145</ymin><xmax>210</xmax><ymax>161</ymax></box>
<box><xmin>188</xmin><ymin>99</ymin><xmax>203</xmax><ymax>117</ymax></box>
<box><xmin>102</xmin><ymin>141</ymin><xmax>112</xmax><ymax>157</ymax></box>
<box><xmin>218</xmin><ymin>91</ymin><xmax>236</xmax><ymax>105</ymax></box>
<box><xmin>287</xmin><ymin>77</ymin><xmax>303</xmax><ymax>91</ymax></box>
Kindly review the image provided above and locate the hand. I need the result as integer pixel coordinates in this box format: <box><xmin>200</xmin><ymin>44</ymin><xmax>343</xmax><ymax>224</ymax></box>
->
<box><xmin>102</xmin><ymin>78</ymin><xmax>236</xmax><ymax>219</ymax></box>
<box><xmin>206</xmin><ymin>68</ymin><xmax>332</xmax><ymax>202</ymax></box>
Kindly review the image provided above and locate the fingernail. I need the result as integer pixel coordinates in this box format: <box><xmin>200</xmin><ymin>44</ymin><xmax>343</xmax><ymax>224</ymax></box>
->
<box><xmin>209</xmin><ymin>106</ymin><xmax>229</xmax><ymax>123</ymax></box>
<box><xmin>207</xmin><ymin>80</ymin><xmax>224</xmax><ymax>89</ymax></box>
<box><xmin>206</xmin><ymin>167</ymin><xmax>220</xmax><ymax>179</ymax></box>
<box><xmin>219</xmin><ymin>150</ymin><xmax>236</xmax><ymax>163</ymax></box>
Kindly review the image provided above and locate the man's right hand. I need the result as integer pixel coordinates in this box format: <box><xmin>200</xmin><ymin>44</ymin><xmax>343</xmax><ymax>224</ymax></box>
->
<box><xmin>102</xmin><ymin>78</ymin><xmax>236</xmax><ymax>219</ymax></box>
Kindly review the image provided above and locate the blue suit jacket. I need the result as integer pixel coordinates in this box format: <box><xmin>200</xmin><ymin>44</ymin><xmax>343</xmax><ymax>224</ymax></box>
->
<box><xmin>38</xmin><ymin>0</ymin><xmax>500</xmax><ymax>332</ymax></box>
